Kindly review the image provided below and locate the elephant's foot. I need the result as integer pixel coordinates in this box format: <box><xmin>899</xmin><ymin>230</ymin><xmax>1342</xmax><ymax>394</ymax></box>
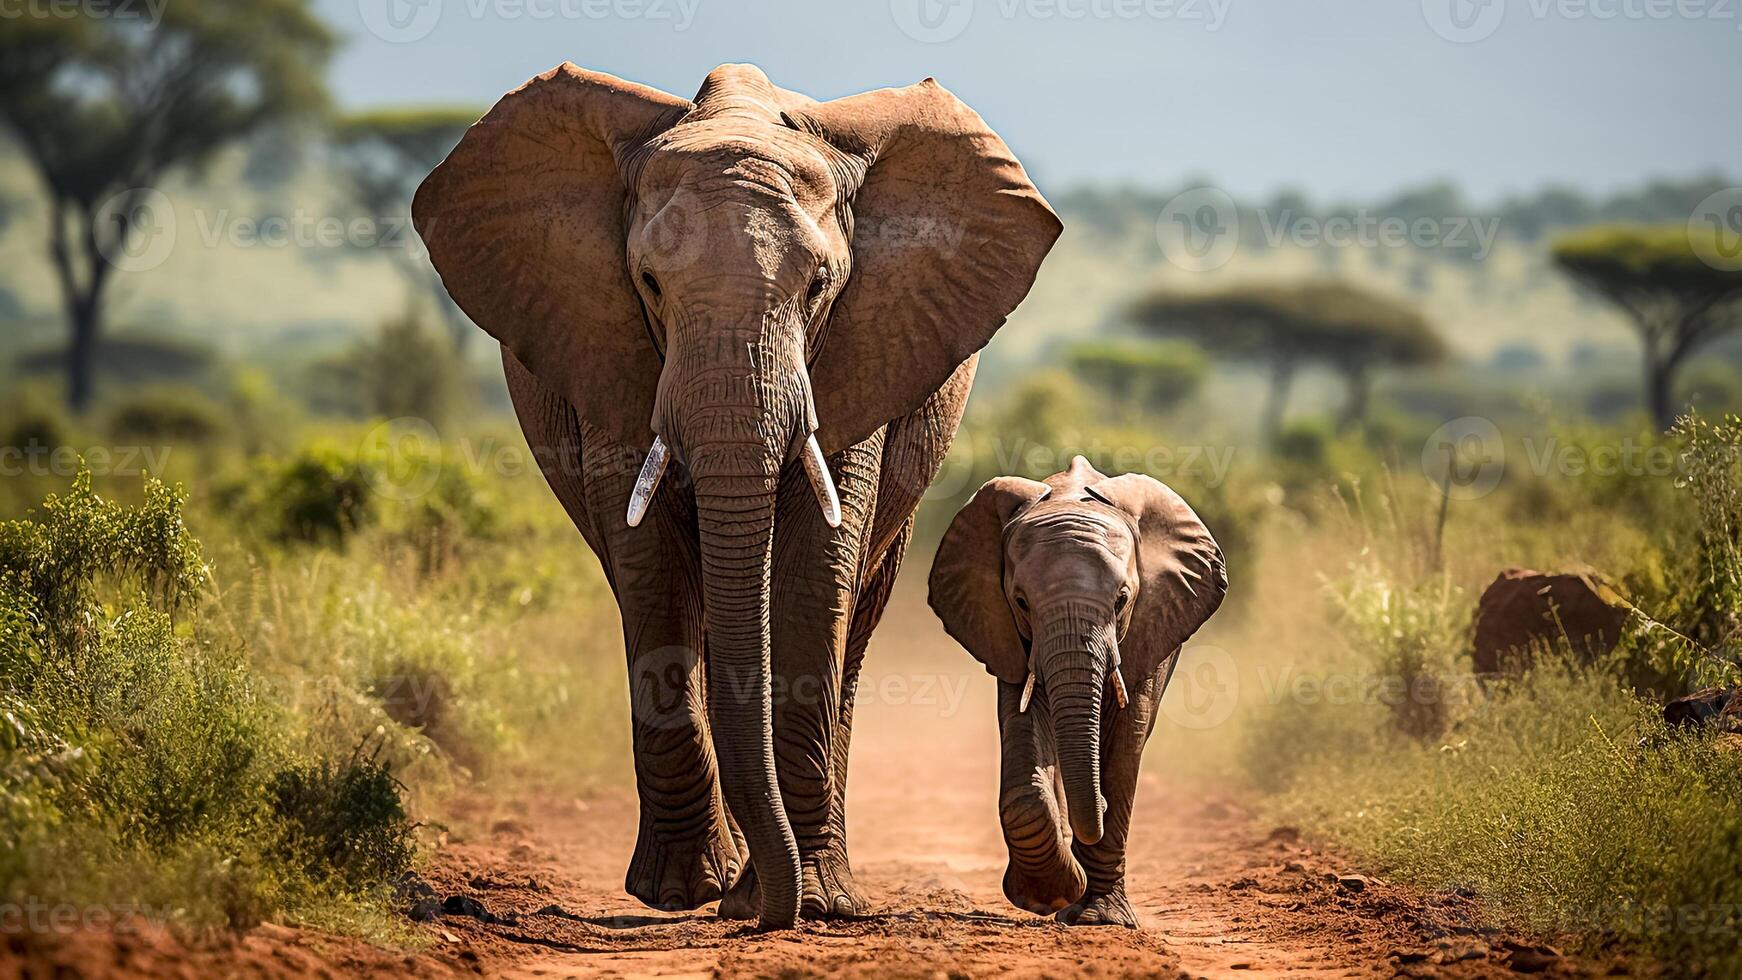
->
<box><xmin>801</xmin><ymin>847</ymin><xmax>870</xmax><ymax>919</ymax></box>
<box><xmin>716</xmin><ymin>863</ymin><xmax>759</xmax><ymax>920</ymax></box>
<box><xmin>625</xmin><ymin>818</ymin><xmax>740</xmax><ymax>912</ymax></box>
<box><xmin>1057</xmin><ymin>885</ymin><xmax>1137</xmax><ymax>928</ymax></box>
<box><xmin>1002</xmin><ymin>855</ymin><xmax>1087</xmax><ymax>916</ymax></box>
<box><xmin>718</xmin><ymin>848</ymin><xmax>869</xmax><ymax>920</ymax></box>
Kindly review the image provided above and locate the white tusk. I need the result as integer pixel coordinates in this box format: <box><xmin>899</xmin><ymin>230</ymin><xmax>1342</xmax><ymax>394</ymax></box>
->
<box><xmin>1018</xmin><ymin>671</ymin><xmax>1036</xmax><ymax>713</ymax></box>
<box><xmin>625</xmin><ymin>436</ymin><xmax>670</xmax><ymax>528</ymax></box>
<box><xmin>1110</xmin><ymin>643</ymin><xmax>1128</xmax><ymax>710</ymax></box>
<box><xmin>801</xmin><ymin>433</ymin><xmax>842</xmax><ymax>529</ymax></box>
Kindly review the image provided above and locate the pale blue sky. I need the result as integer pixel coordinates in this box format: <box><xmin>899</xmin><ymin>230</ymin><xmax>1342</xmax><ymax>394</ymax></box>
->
<box><xmin>322</xmin><ymin>0</ymin><xmax>1739</xmax><ymax>203</ymax></box>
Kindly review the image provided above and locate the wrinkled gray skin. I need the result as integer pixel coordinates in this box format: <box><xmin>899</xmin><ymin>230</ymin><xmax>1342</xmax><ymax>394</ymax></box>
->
<box><xmin>928</xmin><ymin>458</ymin><xmax>1227</xmax><ymax>926</ymax></box>
<box><xmin>413</xmin><ymin>63</ymin><xmax>1059</xmax><ymax>929</ymax></box>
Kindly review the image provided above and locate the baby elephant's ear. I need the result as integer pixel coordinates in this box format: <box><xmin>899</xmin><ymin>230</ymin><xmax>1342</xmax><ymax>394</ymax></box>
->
<box><xmin>928</xmin><ymin>477</ymin><xmax>1051</xmax><ymax>683</ymax></box>
<box><xmin>1087</xmin><ymin>474</ymin><xmax>1228</xmax><ymax>676</ymax></box>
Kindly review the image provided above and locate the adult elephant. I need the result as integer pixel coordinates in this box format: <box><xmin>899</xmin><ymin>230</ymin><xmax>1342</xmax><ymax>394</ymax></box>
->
<box><xmin>413</xmin><ymin>62</ymin><xmax>1060</xmax><ymax>930</ymax></box>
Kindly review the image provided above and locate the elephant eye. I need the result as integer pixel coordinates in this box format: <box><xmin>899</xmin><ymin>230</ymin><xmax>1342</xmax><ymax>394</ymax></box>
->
<box><xmin>1116</xmin><ymin>588</ymin><xmax>1131</xmax><ymax>612</ymax></box>
<box><xmin>641</xmin><ymin>271</ymin><xmax>662</xmax><ymax>299</ymax></box>
<box><xmin>1014</xmin><ymin>595</ymin><xmax>1028</xmax><ymax>613</ymax></box>
<box><xmin>806</xmin><ymin>269</ymin><xmax>829</xmax><ymax>308</ymax></box>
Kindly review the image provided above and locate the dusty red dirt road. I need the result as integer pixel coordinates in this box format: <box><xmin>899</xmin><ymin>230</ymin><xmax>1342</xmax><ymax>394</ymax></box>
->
<box><xmin>3</xmin><ymin>589</ymin><xmax>1589</xmax><ymax>978</ymax></box>
<box><xmin>406</xmin><ymin>785</ymin><xmax>1571</xmax><ymax>979</ymax></box>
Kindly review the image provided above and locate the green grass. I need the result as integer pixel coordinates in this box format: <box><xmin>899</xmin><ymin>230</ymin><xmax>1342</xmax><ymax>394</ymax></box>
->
<box><xmin>0</xmin><ymin>415</ymin><xmax>628</xmax><ymax>937</ymax></box>
<box><xmin>0</xmin><ymin>471</ymin><xmax>414</xmax><ymax>933</ymax></box>
<box><xmin>1231</xmin><ymin>416</ymin><xmax>1742</xmax><ymax>972</ymax></box>
<box><xmin>1262</xmin><ymin>661</ymin><xmax>1742</xmax><ymax>972</ymax></box>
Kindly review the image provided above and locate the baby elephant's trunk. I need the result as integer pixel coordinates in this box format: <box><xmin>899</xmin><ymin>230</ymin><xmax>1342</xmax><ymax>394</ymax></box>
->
<box><xmin>1035</xmin><ymin>608</ymin><xmax>1116</xmax><ymax>846</ymax></box>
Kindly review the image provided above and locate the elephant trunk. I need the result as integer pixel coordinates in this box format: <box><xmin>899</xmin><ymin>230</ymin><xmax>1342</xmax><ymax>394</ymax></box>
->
<box><xmin>1035</xmin><ymin>604</ymin><xmax>1114</xmax><ymax>847</ymax></box>
<box><xmin>658</xmin><ymin>319</ymin><xmax>812</xmax><ymax>930</ymax></box>
<box><xmin>693</xmin><ymin>458</ymin><xmax>801</xmax><ymax>929</ymax></box>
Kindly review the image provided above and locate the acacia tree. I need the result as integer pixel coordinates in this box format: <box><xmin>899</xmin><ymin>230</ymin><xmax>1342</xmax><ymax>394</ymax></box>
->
<box><xmin>1294</xmin><ymin>282</ymin><xmax>1447</xmax><ymax>431</ymax></box>
<box><xmin>1064</xmin><ymin>339</ymin><xmax>1206</xmax><ymax>420</ymax></box>
<box><xmin>1130</xmin><ymin>280</ymin><xmax>1445</xmax><ymax>441</ymax></box>
<box><xmin>329</xmin><ymin>109</ymin><xmax>479</xmax><ymax>351</ymax></box>
<box><xmin>1553</xmin><ymin>225</ymin><xmax>1742</xmax><ymax>429</ymax></box>
<box><xmin>0</xmin><ymin>1</ymin><xmax>333</xmax><ymax>410</ymax></box>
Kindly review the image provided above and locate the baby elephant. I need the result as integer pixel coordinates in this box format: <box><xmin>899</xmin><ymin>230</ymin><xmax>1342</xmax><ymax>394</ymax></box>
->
<box><xmin>928</xmin><ymin>457</ymin><xmax>1227</xmax><ymax>927</ymax></box>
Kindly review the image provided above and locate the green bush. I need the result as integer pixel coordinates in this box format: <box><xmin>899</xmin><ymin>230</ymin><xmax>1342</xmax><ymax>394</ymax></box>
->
<box><xmin>224</xmin><ymin>367</ymin><xmax>302</xmax><ymax>456</ymax></box>
<box><xmin>1629</xmin><ymin>414</ymin><xmax>1742</xmax><ymax>691</ymax></box>
<box><xmin>305</xmin><ymin>314</ymin><xmax>470</xmax><ymax>429</ymax></box>
<box><xmin>270</xmin><ymin>743</ymin><xmax>415</xmax><ymax>891</ymax></box>
<box><xmin>0</xmin><ymin>384</ymin><xmax>76</xmax><ymax>455</ymax></box>
<box><xmin>1272</xmin><ymin>419</ymin><xmax>1330</xmax><ymax>465</ymax></box>
<box><xmin>0</xmin><ymin>471</ymin><xmax>416</xmax><ymax>930</ymax></box>
<box><xmin>221</xmin><ymin>433</ymin><xmax>500</xmax><ymax>558</ymax></box>
<box><xmin>226</xmin><ymin>445</ymin><xmax>377</xmax><ymax>546</ymax></box>
<box><xmin>340</xmin><ymin>580</ymin><xmax>509</xmax><ymax>773</ymax></box>
<box><xmin>103</xmin><ymin>385</ymin><xmax>233</xmax><ymax>446</ymax></box>
<box><xmin>987</xmin><ymin>369</ymin><xmax>1088</xmax><ymax>456</ymax></box>
<box><xmin>1065</xmin><ymin>338</ymin><xmax>1206</xmax><ymax>418</ymax></box>
<box><xmin>1326</xmin><ymin>562</ymin><xmax>1468</xmax><ymax>740</ymax></box>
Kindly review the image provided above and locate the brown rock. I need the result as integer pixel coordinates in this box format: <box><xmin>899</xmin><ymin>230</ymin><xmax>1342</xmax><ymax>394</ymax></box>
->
<box><xmin>1664</xmin><ymin>686</ymin><xmax>1742</xmax><ymax>734</ymax></box>
<box><xmin>1265</xmin><ymin>825</ymin><xmax>1301</xmax><ymax>845</ymax></box>
<box><xmin>1501</xmin><ymin>940</ymin><xmax>1563</xmax><ymax>973</ymax></box>
<box><xmin>1472</xmin><ymin>569</ymin><xmax>1630</xmax><ymax>676</ymax></box>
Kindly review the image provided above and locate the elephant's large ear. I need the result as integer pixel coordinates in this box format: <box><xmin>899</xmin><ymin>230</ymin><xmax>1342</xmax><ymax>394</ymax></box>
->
<box><xmin>799</xmin><ymin>81</ymin><xmax>1062</xmax><ymax>454</ymax></box>
<box><xmin>928</xmin><ymin>477</ymin><xmax>1052</xmax><ymax>683</ymax></box>
<box><xmin>1087</xmin><ymin>474</ymin><xmax>1228</xmax><ymax>676</ymax></box>
<box><xmin>412</xmin><ymin>63</ymin><xmax>690</xmax><ymax>447</ymax></box>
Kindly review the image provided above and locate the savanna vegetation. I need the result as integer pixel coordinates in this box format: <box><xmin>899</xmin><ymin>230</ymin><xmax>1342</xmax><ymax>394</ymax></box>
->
<box><xmin>0</xmin><ymin>347</ymin><xmax>628</xmax><ymax>939</ymax></box>
<box><xmin>925</xmin><ymin>305</ymin><xmax>1742</xmax><ymax>969</ymax></box>
<box><xmin>5</xmin><ymin>215</ymin><xmax>1742</xmax><ymax>967</ymax></box>
<box><xmin>1218</xmin><ymin>414</ymin><xmax>1742</xmax><ymax>973</ymax></box>
<box><xmin>3</xmin><ymin>0</ymin><xmax>1742</xmax><ymax>969</ymax></box>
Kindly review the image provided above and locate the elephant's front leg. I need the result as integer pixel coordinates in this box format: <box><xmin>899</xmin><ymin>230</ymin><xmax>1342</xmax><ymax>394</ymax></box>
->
<box><xmin>614</xmin><ymin>501</ymin><xmax>743</xmax><ymax>911</ymax></box>
<box><xmin>816</xmin><ymin>516</ymin><xmax>910</xmax><ymax>917</ymax></box>
<box><xmin>718</xmin><ymin>438</ymin><xmax>881</xmax><ymax>920</ymax></box>
<box><xmin>503</xmin><ymin>357</ymin><xmax>740</xmax><ymax>912</ymax></box>
<box><xmin>1059</xmin><ymin>656</ymin><xmax>1174</xmax><ymax>927</ymax></box>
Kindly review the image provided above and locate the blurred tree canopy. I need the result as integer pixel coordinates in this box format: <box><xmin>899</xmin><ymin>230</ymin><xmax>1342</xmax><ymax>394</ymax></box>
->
<box><xmin>330</xmin><ymin>108</ymin><xmax>479</xmax><ymax>350</ymax></box>
<box><xmin>1553</xmin><ymin>225</ymin><xmax>1742</xmax><ymax>429</ymax></box>
<box><xmin>1064</xmin><ymin>339</ymin><xmax>1206</xmax><ymax>420</ymax></box>
<box><xmin>0</xmin><ymin>0</ymin><xmax>334</xmax><ymax>411</ymax></box>
<box><xmin>1130</xmin><ymin>280</ymin><xmax>1445</xmax><ymax>440</ymax></box>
